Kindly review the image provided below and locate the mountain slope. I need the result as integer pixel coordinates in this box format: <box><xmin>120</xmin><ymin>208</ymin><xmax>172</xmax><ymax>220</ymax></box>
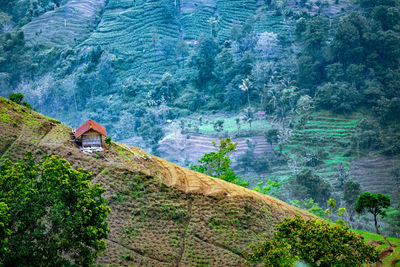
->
<box><xmin>0</xmin><ymin>96</ymin><xmax>313</xmax><ymax>266</ymax></box>
<box><xmin>22</xmin><ymin>0</ymin><xmax>106</xmax><ymax>47</ymax></box>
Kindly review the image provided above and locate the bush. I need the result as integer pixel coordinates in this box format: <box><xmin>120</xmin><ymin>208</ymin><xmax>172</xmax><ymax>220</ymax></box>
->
<box><xmin>0</xmin><ymin>152</ymin><xmax>110</xmax><ymax>266</ymax></box>
<box><xmin>105</xmin><ymin>136</ymin><xmax>112</xmax><ymax>145</ymax></box>
<box><xmin>246</xmin><ymin>216</ymin><xmax>379</xmax><ymax>266</ymax></box>
<box><xmin>292</xmin><ymin>169</ymin><xmax>332</xmax><ymax>206</ymax></box>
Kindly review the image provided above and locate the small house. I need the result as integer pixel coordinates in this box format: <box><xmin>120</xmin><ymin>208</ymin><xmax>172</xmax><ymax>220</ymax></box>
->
<box><xmin>74</xmin><ymin>119</ymin><xmax>107</xmax><ymax>151</ymax></box>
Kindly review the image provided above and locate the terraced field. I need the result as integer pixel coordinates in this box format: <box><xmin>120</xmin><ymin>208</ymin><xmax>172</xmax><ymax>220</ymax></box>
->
<box><xmin>277</xmin><ymin>110</ymin><xmax>400</xmax><ymax>204</ymax></box>
<box><xmin>154</xmin><ymin>133</ymin><xmax>273</xmax><ymax>169</ymax></box>
<box><xmin>215</xmin><ymin>0</ymin><xmax>258</xmax><ymax>41</ymax></box>
<box><xmin>279</xmin><ymin>111</ymin><xmax>360</xmax><ymax>184</ymax></box>
<box><xmin>82</xmin><ymin>0</ymin><xmax>181</xmax><ymax>81</ymax></box>
<box><xmin>23</xmin><ymin>0</ymin><xmax>105</xmax><ymax>47</ymax></box>
<box><xmin>350</xmin><ymin>156</ymin><xmax>400</xmax><ymax>204</ymax></box>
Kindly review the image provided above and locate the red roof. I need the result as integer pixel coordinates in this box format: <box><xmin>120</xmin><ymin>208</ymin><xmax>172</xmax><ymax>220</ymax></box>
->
<box><xmin>75</xmin><ymin>119</ymin><xmax>107</xmax><ymax>139</ymax></box>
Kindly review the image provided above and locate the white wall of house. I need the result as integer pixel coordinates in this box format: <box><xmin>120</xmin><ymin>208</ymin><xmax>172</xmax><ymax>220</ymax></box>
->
<box><xmin>81</xmin><ymin>130</ymin><xmax>102</xmax><ymax>148</ymax></box>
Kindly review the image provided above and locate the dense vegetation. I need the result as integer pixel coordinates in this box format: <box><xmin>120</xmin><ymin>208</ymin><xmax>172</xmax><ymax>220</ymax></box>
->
<box><xmin>0</xmin><ymin>0</ymin><xmax>399</xmax><ymax>237</ymax></box>
<box><xmin>246</xmin><ymin>216</ymin><xmax>379</xmax><ymax>266</ymax></box>
<box><xmin>0</xmin><ymin>152</ymin><xmax>110</xmax><ymax>265</ymax></box>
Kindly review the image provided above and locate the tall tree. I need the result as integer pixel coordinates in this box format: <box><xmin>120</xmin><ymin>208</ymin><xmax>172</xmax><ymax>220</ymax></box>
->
<box><xmin>355</xmin><ymin>192</ymin><xmax>391</xmax><ymax>236</ymax></box>
<box><xmin>0</xmin><ymin>152</ymin><xmax>110</xmax><ymax>266</ymax></box>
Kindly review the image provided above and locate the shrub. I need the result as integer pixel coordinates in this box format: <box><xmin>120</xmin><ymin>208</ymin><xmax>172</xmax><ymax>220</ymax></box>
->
<box><xmin>246</xmin><ymin>216</ymin><xmax>379</xmax><ymax>266</ymax></box>
<box><xmin>0</xmin><ymin>152</ymin><xmax>110</xmax><ymax>266</ymax></box>
<box><xmin>105</xmin><ymin>136</ymin><xmax>112</xmax><ymax>145</ymax></box>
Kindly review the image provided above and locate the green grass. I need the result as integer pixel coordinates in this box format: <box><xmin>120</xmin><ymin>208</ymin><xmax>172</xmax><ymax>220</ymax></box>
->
<box><xmin>353</xmin><ymin>229</ymin><xmax>400</xmax><ymax>266</ymax></box>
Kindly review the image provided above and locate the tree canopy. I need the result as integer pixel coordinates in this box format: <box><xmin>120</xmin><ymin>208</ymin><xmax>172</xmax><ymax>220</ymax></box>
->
<box><xmin>190</xmin><ymin>137</ymin><xmax>249</xmax><ymax>187</ymax></box>
<box><xmin>355</xmin><ymin>191</ymin><xmax>391</xmax><ymax>235</ymax></box>
<box><xmin>246</xmin><ymin>216</ymin><xmax>379</xmax><ymax>266</ymax></box>
<box><xmin>0</xmin><ymin>152</ymin><xmax>110</xmax><ymax>266</ymax></box>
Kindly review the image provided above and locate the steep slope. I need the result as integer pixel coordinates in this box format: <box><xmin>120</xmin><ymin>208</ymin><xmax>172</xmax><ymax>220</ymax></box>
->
<box><xmin>0</xmin><ymin>97</ymin><xmax>313</xmax><ymax>266</ymax></box>
<box><xmin>22</xmin><ymin>0</ymin><xmax>106</xmax><ymax>47</ymax></box>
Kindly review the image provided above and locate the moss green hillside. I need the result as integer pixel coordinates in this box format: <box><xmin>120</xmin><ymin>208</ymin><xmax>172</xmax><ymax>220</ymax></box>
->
<box><xmin>0</xmin><ymin>97</ymin><xmax>314</xmax><ymax>266</ymax></box>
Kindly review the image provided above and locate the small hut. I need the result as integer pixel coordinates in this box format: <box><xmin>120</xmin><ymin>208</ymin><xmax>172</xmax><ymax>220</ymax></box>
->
<box><xmin>74</xmin><ymin>119</ymin><xmax>107</xmax><ymax>151</ymax></box>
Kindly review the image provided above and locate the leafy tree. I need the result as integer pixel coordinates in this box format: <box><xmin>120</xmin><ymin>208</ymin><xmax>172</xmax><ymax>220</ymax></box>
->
<box><xmin>190</xmin><ymin>138</ymin><xmax>248</xmax><ymax>187</ymax></box>
<box><xmin>265</xmin><ymin>128</ymin><xmax>279</xmax><ymax>146</ymax></box>
<box><xmin>293</xmin><ymin>169</ymin><xmax>332</xmax><ymax>206</ymax></box>
<box><xmin>239</xmin><ymin>78</ymin><xmax>252</xmax><ymax>107</ymax></box>
<box><xmin>325</xmin><ymin>198</ymin><xmax>348</xmax><ymax>226</ymax></box>
<box><xmin>241</xmin><ymin>107</ymin><xmax>255</xmax><ymax>130</ymax></box>
<box><xmin>105</xmin><ymin>136</ymin><xmax>112</xmax><ymax>145</ymax></box>
<box><xmin>8</xmin><ymin>92</ymin><xmax>24</xmax><ymax>104</ymax></box>
<box><xmin>0</xmin><ymin>152</ymin><xmax>110</xmax><ymax>266</ymax></box>
<box><xmin>292</xmin><ymin>198</ymin><xmax>325</xmax><ymax>218</ymax></box>
<box><xmin>8</xmin><ymin>92</ymin><xmax>35</xmax><ymax>110</ymax></box>
<box><xmin>246</xmin><ymin>216</ymin><xmax>379</xmax><ymax>266</ymax></box>
<box><xmin>0</xmin><ymin>202</ymin><xmax>10</xmax><ymax>262</ymax></box>
<box><xmin>315</xmin><ymin>82</ymin><xmax>360</xmax><ymax>113</ymax></box>
<box><xmin>355</xmin><ymin>192</ymin><xmax>391</xmax><ymax>235</ymax></box>
<box><xmin>213</xmin><ymin>119</ymin><xmax>225</xmax><ymax>134</ymax></box>
<box><xmin>343</xmin><ymin>180</ymin><xmax>361</xmax><ymax>208</ymax></box>
<box><xmin>252</xmin><ymin>180</ymin><xmax>280</xmax><ymax>195</ymax></box>
<box><xmin>190</xmin><ymin>36</ymin><xmax>220</xmax><ymax>90</ymax></box>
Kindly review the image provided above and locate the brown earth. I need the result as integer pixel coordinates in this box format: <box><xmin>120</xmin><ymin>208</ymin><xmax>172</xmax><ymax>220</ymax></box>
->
<box><xmin>0</xmin><ymin>97</ymin><xmax>313</xmax><ymax>266</ymax></box>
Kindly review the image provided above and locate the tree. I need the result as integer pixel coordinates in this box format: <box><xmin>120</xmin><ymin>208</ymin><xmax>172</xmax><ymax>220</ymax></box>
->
<box><xmin>241</xmin><ymin>107</ymin><xmax>255</xmax><ymax>130</ymax></box>
<box><xmin>213</xmin><ymin>119</ymin><xmax>225</xmax><ymax>135</ymax></box>
<box><xmin>246</xmin><ymin>216</ymin><xmax>379</xmax><ymax>266</ymax></box>
<box><xmin>293</xmin><ymin>169</ymin><xmax>332</xmax><ymax>206</ymax></box>
<box><xmin>235</xmin><ymin>117</ymin><xmax>241</xmax><ymax>133</ymax></box>
<box><xmin>239</xmin><ymin>78</ymin><xmax>252</xmax><ymax>107</ymax></box>
<box><xmin>190</xmin><ymin>36</ymin><xmax>219</xmax><ymax>90</ymax></box>
<box><xmin>105</xmin><ymin>136</ymin><xmax>112</xmax><ymax>145</ymax></box>
<box><xmin>355</xmin><ymin>192</ymin><xmax>391</xmax><ymax>235</ymax></box>
<box><xmin>0</xmin><ymin>152</ymin><xmax>110</xmax><ymax>266</ymax></box>
<box><xmin>0</xmin><ymin>202</ymin><xmax>10</xmax><ymax>262</ymax></box>
<box><xmin>8</xmin><ymin>92</ymin><xmax>24</xmax><ymax>104</ymax></box>
<box><xmin>343</xmin><ymin>180</ymin><xmax>361</xmax><ymax>221</ymax></box>
<box><xmin>190</xmin><ymin>138</ymin><xmax>248</xmax><ymax>187</ymax></box>
<box><xmin>265</xmin><ymin>128</ymin><xmax>279</xmax><ymax>146</ymax></box>
<box><xmin>8</xmin><ymin>92</ymin><xmax>35</xmax><ymax>110</ymax></box>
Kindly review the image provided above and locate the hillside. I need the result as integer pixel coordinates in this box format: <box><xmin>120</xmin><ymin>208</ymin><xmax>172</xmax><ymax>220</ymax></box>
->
<box><xmin>0</xmin><ymin>97</ymin><xmax>315</xmax><ymax>265</ymax></box>
<box><xmin>1</xmin><ymin>0</ymin><xmax>399</xmax><ymax>239</ymax></box>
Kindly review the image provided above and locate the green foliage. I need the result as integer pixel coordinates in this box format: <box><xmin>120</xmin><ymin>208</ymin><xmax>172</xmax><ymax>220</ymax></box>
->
<box><xmin>0</xmin><ymin>152</ymin><xmax>110</xmax><ymax>266</ymax></box>
<box><xmin>297</xmin><ymin>3</ymin><xmax>400</xmax><ymax>125</ymax></box>
<box><xmin>246</xmin><ymin>216</ymin><xmax>379</xmax><ymax>266</ymax></box>
<box><xmin>0</xmin><ymin>202</ymin><xmax>10</xmax><ymax>262</ymax></box>
<box><xmin>355</xmin><ymin>192</ymin><xmax>391</xmax><ymax>218</ymax></box>
<box><xmin>384</xmin><ymin>205</ymin><xmax>400</xmax><ymax>238</ymax></box>
<box><xmin>265</xmin><ymin>128</ymin><xmax>279</xmax><ymax>145</ymax></box>
<box><xmin>8</xmin><ymin>93</ymin><xmax>24</xmax><ymax>104</ymax></box>
<box><xmin>325</xmin><ymin>198</ymin><xmax>348</xmax><ymax>226</ymax></box>
<box><xmin>355</xmin><ymin>192</ymin><xmax>391</xmax><ymax>234</ymax></box>
<box><xmin>191</xmin><ymin>138</ymin><xmax>249</xmax><ymax>187</ymax></box>
<box><xmin>105</xmin><ymin>136</ymin><xmax>112</xmax><ymax>145</ymax></box>
<box><xmin>292</xmin><ymin>198</ymin><xmax>325</xmax><ymax>218</ymax></box>
<box><xmin>343</xmin><ymin>180</ymin><xmax>361</xmax><ymax>208</ymax></box>
<box><xmin>292</xmin><ymin>169</ymin><xmax>332</xmax><ymax>206</ymax></box>
<box><xmin>252</xmin><ymin>180</ymin><xmax>280</xmax><ymax>195</ymax></box>
<box><xmin>213</xmin><ymin>119</ymin><xmax>224</xmax><ymax>134</ymax></box>
<box><xmin>8</xmin><ymin>93</ymin><xmax>35</xmax><ymax>110</ymax></box>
